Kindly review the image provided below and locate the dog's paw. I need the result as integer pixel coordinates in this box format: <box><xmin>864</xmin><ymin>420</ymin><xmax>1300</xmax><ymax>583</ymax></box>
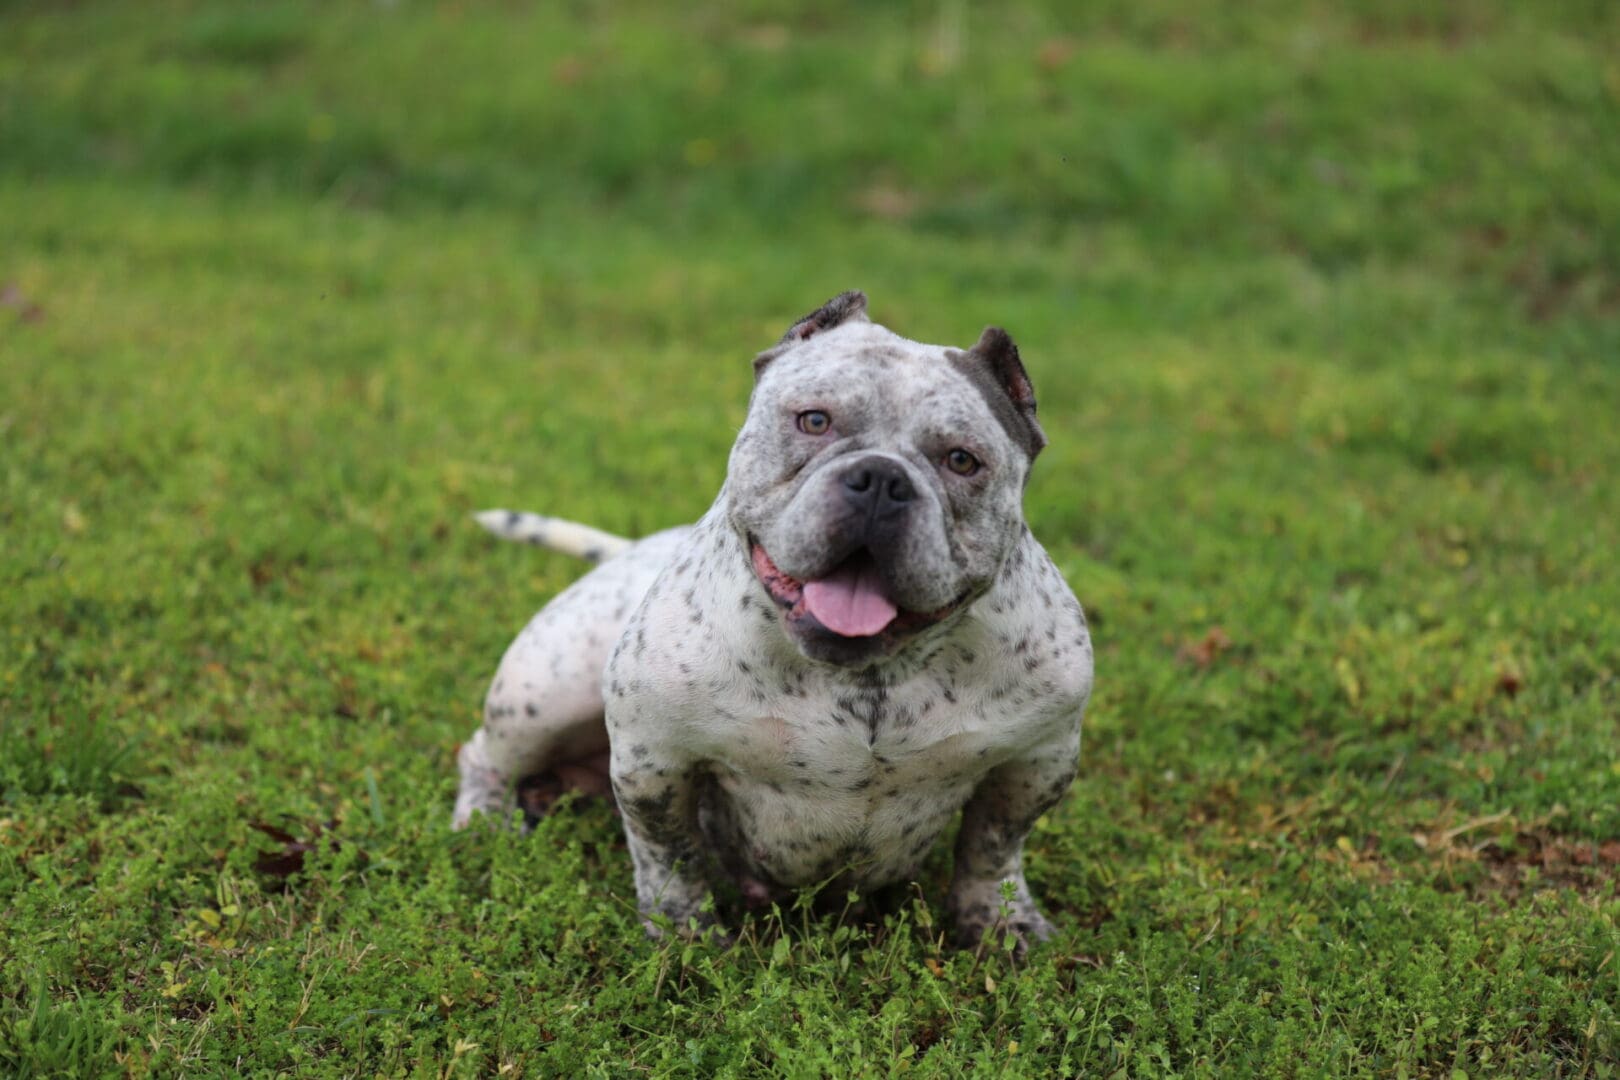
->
<box><xmin>951</xmin><ymin>906</ymin><xmax>1054</xmax><ymax>957</ymax></box>
<box><xmin>450</xmin><ymin>800</ymin><xmax>514</xmax><ymax>832</ymax></box>
<box><xmin>641</xmin><ymin>905</ymin><xmax>731</xmax><ymax>946</ymax></box>
<box><xmin>947</xmin><ymin>887</ymin><xmax>1055</xmax><ymax>957</ymax></box>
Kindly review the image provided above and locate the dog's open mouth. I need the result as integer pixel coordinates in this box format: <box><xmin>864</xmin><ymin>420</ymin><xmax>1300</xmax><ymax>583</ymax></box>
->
<box><xmin>750</xmin><ymin>541</ymin><xmax>960</xmax><ymax>641</ymax></box>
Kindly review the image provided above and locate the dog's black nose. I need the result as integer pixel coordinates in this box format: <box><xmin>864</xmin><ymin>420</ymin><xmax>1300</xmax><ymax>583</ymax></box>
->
<box><xmin>841</xmin><ymin>456</ymin><xmax>914</xmax><ymax>516</ymax></box>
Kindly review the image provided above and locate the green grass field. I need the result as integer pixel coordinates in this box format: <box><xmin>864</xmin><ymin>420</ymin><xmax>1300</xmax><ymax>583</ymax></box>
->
<box><xmin>4</xmin><ymin>1</ymin><xmax>1619</xmax><ymax>1075</ymax></box>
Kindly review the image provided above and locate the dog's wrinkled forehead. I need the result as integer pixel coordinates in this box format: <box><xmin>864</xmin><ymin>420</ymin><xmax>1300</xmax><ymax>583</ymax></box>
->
<box><xmin>752</xmin><ymin>290</ymin><xmax>1047</xmax><ymax>461</ymax></box>
<box><xmin>759</xmin><ymin>321</ymin><xmax>920</xmax><ymax>386</ymax></box>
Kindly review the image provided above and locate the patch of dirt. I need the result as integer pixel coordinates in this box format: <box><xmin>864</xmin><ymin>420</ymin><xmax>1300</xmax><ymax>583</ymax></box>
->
<box><xmin>1475</xmin><ymin>831</ymin><xmax>1620</xmax><ymax>897</ymax></box>
<box><xmin>1409</xmin><ymin>815</ymin><xmax>1620</xmax><ymax>898</ymax></box>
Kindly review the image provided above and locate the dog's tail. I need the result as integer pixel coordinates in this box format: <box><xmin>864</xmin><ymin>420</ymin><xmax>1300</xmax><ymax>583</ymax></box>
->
<box><xmin>473</xmin><ymin>510</ymin><xmax>633</xmax><ymax>564</ymax></box>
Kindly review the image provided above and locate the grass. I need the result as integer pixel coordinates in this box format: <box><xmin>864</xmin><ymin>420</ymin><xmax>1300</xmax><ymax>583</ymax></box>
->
<box><xmin>2</xmin><ymin>0</ymin><xmax>1618</xmax><ymax>1074</ymax></box>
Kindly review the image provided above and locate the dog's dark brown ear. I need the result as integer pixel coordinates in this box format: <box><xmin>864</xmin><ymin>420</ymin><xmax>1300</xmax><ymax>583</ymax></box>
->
<box><xmin>753</xmin><ymin>290</ymin><xmax>870</xmax><ymax>376</ymax></box>
<box><xmin>951</xmin><ymin>326</ymin><xmax>1047</xmax><ymax>461</ymax></box>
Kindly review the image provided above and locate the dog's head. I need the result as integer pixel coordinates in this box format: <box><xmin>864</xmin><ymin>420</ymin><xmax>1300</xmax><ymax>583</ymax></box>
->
<box><xmin>726</xmin><ymin>291</ymin><xmax>1047</xmax><ymax>667</ymax></box>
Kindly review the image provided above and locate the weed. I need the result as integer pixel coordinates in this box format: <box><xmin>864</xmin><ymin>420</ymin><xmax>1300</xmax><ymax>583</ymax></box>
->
<box><xmin>0</xmin><ymin>706</ymin><xmax>140</xmax><ymax>807</ymax></box>
<box><xmin>0</xmin><ymin>976</ymin><xmax>122</xmax><ymax>1080</ymax></box>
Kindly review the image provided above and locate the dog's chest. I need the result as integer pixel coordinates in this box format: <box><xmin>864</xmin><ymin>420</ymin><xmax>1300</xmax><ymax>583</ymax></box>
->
<box><xmin>698</xmin><ymin>679</ymin><xmax>1013</xmax><ymax>888</ymax></box>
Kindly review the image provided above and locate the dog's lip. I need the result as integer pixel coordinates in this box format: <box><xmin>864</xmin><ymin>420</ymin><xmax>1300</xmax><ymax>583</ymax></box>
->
<box><xmin>748</xmin><ymin>538</ymin><xmax>965</xmax><ymax>641</ymax></box>
<box><xmin>750</xmin><ymin>541</ymin><xmax>808</xmax><ymax>613</ymax></box>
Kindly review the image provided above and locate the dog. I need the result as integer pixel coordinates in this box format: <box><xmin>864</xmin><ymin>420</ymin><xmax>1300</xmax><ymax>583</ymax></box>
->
<box><xmin>454</xmin><ymin>291</ymin><xmax>1092</xmax><ymax>948</ymax></box>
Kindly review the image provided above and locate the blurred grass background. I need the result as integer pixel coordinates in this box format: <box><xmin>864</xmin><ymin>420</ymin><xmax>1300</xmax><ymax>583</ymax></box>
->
<box><xmin>3</xmin><ymin>1</ymin><xmax>1619</xmax><ymax>1075</ymax></box>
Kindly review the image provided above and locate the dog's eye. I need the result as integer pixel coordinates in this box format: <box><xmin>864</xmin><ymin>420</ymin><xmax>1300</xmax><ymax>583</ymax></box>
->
<box><xmin>944</xmin><ymin>448</ymin><xmax>980</xmax><ymax>476</ymax></box>
<box><xmin>797</xmin><ymin>410</ymin><xmax>832</xmax><ymax>435</ymax></box>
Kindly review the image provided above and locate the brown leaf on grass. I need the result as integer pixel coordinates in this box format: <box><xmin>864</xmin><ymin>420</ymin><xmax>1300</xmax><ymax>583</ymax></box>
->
<box><xmin>248</xmin><ymin>557</ymin><xmax>277</xmax><ymax>589</ymax></box>
<box><xmin>1177</xmin><ymin>626</ymin><xmax>1233</xmax><ymax>669</ymax></box>
<box><xmin>1494</xmin><ymin>669</ymin><xmax>1524</xmax><ymax>699</ymax></box>
<box><xmin>739</xmin><ymin>24</ymin><xmax>789</xmax><ymax>51</ymax></box>
<box><xmin>852</xmin><ymin>183</ymin><xmax>918</xmax><ymax>221</ymax></box>
<box><xmin>1036</xmin><ymin>38</ymin><xmax>1077</xmax><ymax>71</ymax></box>
<box><xmin>551</xmin><ymin>56</ymin><xmax>587</xmax><ymax>86</ymax></box>
<box><xmin>0</xmin><ymin>282</ymin><xmax>44</xmax><ymax>323</ymax></box>
<box><xmin>249</xmin><ymin>819</ymin><xmax>343</xmax><ymax>882</ymax></box>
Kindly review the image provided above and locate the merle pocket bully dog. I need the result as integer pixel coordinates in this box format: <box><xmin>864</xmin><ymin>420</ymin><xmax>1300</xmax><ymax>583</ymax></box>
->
<box><xmin>454</xmin><ymin>291</ymin><xmax>1093</xmax><ymax>949</ymax></box>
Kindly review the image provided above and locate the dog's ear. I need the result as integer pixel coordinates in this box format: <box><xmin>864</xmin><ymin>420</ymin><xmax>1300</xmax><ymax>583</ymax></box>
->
<box><xmin>753</xmin><ymin>290</ymin><xmax>870</xmax><ymax>376</ymax></box>
<box><xmin>951</xmin><ymin>326</ymin><xmax>1047</xmax><ymax>461</ymax></box>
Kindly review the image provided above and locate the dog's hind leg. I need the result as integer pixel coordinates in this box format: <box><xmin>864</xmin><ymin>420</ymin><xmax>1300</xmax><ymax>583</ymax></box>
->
<box><xmin>453</xmin><ymin>527</ymin><xmax>691</xmax><ymax>829</ymax></box>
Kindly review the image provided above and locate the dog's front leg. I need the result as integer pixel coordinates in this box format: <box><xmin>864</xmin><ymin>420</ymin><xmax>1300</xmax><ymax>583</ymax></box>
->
<box><xmin>610</xmin><ymin>749</ymin><xmax>716</xmax><ymax>936</ymax></box>
<box><xmin>947</xmin><ymin>729</ymin><xmax>1080</xmax><ymax>952</ymax></box>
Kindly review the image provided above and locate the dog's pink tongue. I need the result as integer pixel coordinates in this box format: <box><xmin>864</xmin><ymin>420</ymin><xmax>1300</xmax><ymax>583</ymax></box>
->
<box><xmin>803</xmin><ymin>562</ymin><xmax>898</xmax><ymax>637</ymax></box>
